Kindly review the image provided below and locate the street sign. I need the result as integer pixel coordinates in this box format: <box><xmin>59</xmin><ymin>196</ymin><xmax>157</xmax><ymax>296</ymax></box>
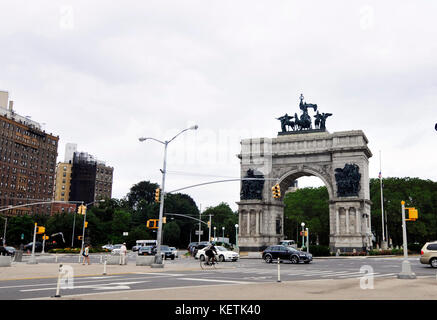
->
<box><xmin>195</xmin><ymin>230</ymin><xmax>204</xmax><ymax>235</ymax></box>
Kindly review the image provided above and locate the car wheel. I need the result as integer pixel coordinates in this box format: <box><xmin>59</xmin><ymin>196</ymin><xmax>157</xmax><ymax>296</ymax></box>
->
<box><xmin>219</xmin><ymin>255</ymin><xmax>225</xmax><ymax>262</ymax></box>
<box><xmin>200</xmin><ymin>255</ymin><xmax>205</xmax><ymax>261</ymax></box>
<box><xmin>171</xmin><ymin>256</ymin><xmax>175</xmax><ymax>260</ymax></box>
<box><xmin>264</xmin><ymin>254</ymin><xmax>272</xmax><ymax>263</ymax></box>
<box><xmin>430</xmin><ymin>258</ymin><xmax>437</xmax><ymax>268</ymax></box>
<box><xmin>290</xmin><ymin>255</ymin><xmax>299</xmax><ymax>264</ymax></box>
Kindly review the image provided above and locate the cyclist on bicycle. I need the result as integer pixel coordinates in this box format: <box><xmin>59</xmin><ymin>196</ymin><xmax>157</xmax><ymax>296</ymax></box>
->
<box><xmin>204</xmin><ymin>242</ymin><xmax>217</xmax><ymax>265</ymax></box>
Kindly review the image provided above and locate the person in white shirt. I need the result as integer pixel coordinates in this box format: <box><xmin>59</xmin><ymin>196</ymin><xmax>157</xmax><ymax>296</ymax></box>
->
<box><xmin>82</xmin><ymin>245</ymin><xmax>90</xmax><ymax>265</ymax></box>
<box><xmin>119</xmin><ymin>243</ymin><xmax>127</xmax><ymax>265</ymax></box>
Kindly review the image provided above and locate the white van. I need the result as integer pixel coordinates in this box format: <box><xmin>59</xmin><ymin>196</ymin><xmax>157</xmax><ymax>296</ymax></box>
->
<box><xmin>132</xmin><ymin>240</ymin><xmax>157</xmax><ymax>251</ymax></box>
<box><xmin>279</xmin><ymin>240</ymin><xmax>297</xmax><ymax>248</ymax></box>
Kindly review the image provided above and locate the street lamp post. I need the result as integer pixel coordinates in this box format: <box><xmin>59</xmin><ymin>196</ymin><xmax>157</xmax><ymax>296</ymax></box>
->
<box><xmin>139</xmin><ymin>125</ymin><xmax>198</xmax><ymax>267</ymax></box>
<box><xmin>71</xmin><ymin>209</ymin><xmax>77</xmax><ymax>248</ymax></box>
<box><xmin>235</xmin><ymin>224</ymin><xmax>239</xmax><ymax>251</ymax></box>
<box><xmin>306</xmin><ymin>227</ymin><xmax>309</xmax><ymax>253</ymax></box>
<box><xmin>222</xmin><ymin>226</ymin><xmax>225</xmax><ymax>244</ymax></box>
<box><xmin>301</xmin><ymin>222</ymin><xmax>305</xmax><ymax>249</ymax></box>
<box><xmin>1</xmin><ymin>217</ymin><xmax>7</xmax><ymax>246</ymax></box>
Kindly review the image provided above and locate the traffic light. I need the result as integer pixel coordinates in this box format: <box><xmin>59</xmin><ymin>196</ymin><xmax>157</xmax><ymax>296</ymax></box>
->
<box><xmin>162</xmin><ymin>217</ymin><xmax>166</xmax><ymax>224</ymax></box>
<box><xmin>271</xmin><ymin>184</ymin><xmax>281</xmax><ymax>198</ymax></box>
<box><xmin>36</xmin><ymin>226</ymin><xmax>45</xmax><ymax>234</ymax></box>
<box><xmin>207</xmin><ymin>221</ymin><xmax>211</xmax><ymax>228</ymax></box>
<box><xmin>406</xmin><ymin>207</ymin><xmax>418</xmax><ymax>221</ymax></box>
<box><xmin>84</xmin><ymin>221</ymin><xmax>88</xmax><ymax>228</ymax></box>
<box><xmin>155</xmin><ymin>188</ymin><xmax>160</xmax><ymax>203</ymax></box>
<box><xmin>77</xmin><ymin>204</ymin><xmax>87</xmax><ymax>215</ymax></box>
<box><xmin>78</xmin><ymin>236</ymin><xmax>83</xmax><ymax>240</ymax></box>
<box><xmin>42</xmin><ymin>235</ymin><xmax>49</xmax><ymax>240</ymax></box>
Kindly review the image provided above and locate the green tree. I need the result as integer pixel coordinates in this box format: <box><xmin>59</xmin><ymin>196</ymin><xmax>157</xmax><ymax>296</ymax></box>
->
<box><xmin>202</xmin><ymin>203</ymin><xmax>238</xmax><ymax>245</ymax></box>
<box><xmin>283</xmin><ymin>187</ymin><xmax>330</xmax><ymax>247</ymax></box>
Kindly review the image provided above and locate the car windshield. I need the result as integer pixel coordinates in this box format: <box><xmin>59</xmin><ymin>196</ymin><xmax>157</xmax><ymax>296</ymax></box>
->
<box><xmin>216</xmin><ymin>246</ymin><xmax>228</xmax><ymax>251</ymax></box>
<box><xmin>113</xmin><ymin>245</ymin><xmax>122</xmax><ymax>249</ymax></box>
<box><xmin>161</xmin><ymin>246</ymin><xmax>169</xmax><ymax>250</ymax></box>
<box><xmin>287</xmin><ymin>247</ymin><xmax>298</xmax><ymax>252</ymax></box>
<box><xmin>170</xmin><ymin>247</ymin><xmax>176</xmax><ymax>250</ymax></box>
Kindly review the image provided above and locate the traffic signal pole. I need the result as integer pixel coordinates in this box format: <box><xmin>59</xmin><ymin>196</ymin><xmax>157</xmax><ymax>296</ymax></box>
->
<box><xmin>28</xmin><ymin>223</ymin><xmax>38</xmax><ymax>264</ymax></box>
<box><xmin>153</xmin><ymin>141</ymin><xmax>168</xmax><ymax>267</ymax></box>
<box><xmin>397</xmin><ymin>200</ymin><xmax>416</xmax><ymax>279</ymax></box>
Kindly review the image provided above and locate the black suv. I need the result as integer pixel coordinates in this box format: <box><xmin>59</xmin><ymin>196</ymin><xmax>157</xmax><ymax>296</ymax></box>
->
<box><xmin>152</xmin><ymin>245</ymin><xmax>175</xmax><ymax>260</ymax></box>
<box><xmin>262</xmin><ymin>245</ymin><xmax>312</xmax><ymax>264</ymax></box>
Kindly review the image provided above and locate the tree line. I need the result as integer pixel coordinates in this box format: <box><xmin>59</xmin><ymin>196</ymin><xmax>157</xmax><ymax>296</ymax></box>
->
<box><xmin>283</xmin><ymin>177</ymin><xmax>437</xmax><ymax>247</ymax></box>
<box><xmin>1</xmin><ymin>180</ymin><xmax>238</xmax><ymax>249</ymax></box>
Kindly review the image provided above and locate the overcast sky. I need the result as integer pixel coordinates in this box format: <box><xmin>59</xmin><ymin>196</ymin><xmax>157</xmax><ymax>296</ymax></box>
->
<box><xmin>1</xmin><ymin>1</ymin><xmax>436</xmax><ymax>212</ymax></box>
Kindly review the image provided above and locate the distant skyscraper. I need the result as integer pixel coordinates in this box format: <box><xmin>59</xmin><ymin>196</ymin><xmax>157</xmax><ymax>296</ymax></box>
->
<box><xmin>64</xmin><ymin>143</ymin><xmax>77</xmax><ymax>163</ymax></box>
<box><xmin>54</xmin><ymin>146</ymin><xmax>113</xmax><ymax>205</ymax></box>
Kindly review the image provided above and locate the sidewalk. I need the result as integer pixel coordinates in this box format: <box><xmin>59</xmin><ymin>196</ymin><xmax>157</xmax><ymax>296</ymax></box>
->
<box><xmin>45</xmin><ymin>276</ymin><xmax>437</xmax><ymax>300</ymax></box>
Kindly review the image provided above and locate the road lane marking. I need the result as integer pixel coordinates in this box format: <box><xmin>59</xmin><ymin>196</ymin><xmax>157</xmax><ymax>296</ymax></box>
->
<box><xmin>177</xmin><ymin>278</ymin><xmax>253</xmax><ymax>284</ymax></box>
<box><xmin>20</xmin><ymin>280</ymin><xmax>150</xmax><ymax>292</ymax></box>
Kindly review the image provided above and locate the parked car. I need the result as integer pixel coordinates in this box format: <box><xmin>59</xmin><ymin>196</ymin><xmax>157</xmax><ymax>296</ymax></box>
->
<box><xmin>196</xmin><ymin>245</ymin><xmax>239</xmax><ymax>262</ymax></box>
<box><xmin>111</xmin><ymin>244</ymin><xmax>123</xmax><ymax>255</ymax></box>
<box><xmin>420</xmin><ymin>241</ymin><xmax>437</xmax><ymax>268</ymax></box>
<box><xmin>187</xmin><ymin>242</ymin><xmax>198</xmax><ymax>252</ymax></box>
<box><xmin>4</xmin><ymin>246</ymin><xmax>15</xmax><ymax>257</ymax></box>
<box><xmin>24</xmin><ymin>242</ymin><xmax>42</xmax><ymax>252</ymax></box>
<box><xmin>262</xmin><ymin>245</ymin><xmax>312</xmax><ymax>264</ymax></box>
<box><xmin>132</xmin><ymin>245</ymin><xmax>141</xmax><ymax>252</ymax></box>
<box><xmin>156</xmin><ymin>245</ymin><xmax>175</xmax><ymax>260</ymax></box>
<box><xmin>138</xmin><ymin>245</ymin><xmax>154</xmax><ymax>256</ymax></box>
<box><xmin>102</xmin><ymin>244</ymin><xmax>114</xmax><ymax>251</ymax></box>
<box><xmin>169</xmin><ymin>247</ymin><xmax>178</xmax><ymax>258</ymax></box>
<box><xmin>0</xmin><ymin>246</ymin><xmax>8</xmax><ymax>256</ymax></box>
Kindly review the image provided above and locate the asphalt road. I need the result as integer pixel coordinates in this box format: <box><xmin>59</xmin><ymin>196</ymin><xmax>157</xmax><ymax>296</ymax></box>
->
<box><xmin>2</xmin><ymin>255</ymin><xmax>435</xmax><ymax>300</ymax></box>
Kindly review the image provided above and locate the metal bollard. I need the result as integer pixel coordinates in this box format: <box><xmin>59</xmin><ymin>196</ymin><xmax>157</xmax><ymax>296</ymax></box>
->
<box><xmin>53</xmin><ymin>264</ymin><xmax>63</xmax><ymax>298</ymax></box>
<box><xmin>103</xmin><ymin>256</ymin><xmax>107</xmax><ymax>275</ymax></box>
<box><xmin>277</xmin><ymin>257</ymin><xmax>281</xmax><ymax>282</ymax></box>
<box><xmin>100</xmin><ymin>255</ymin><xmax>103</xmax><ymax>264</ymax></box>
<box><xmin>55</xmin><ymin>253</ymin><xmax>58</xmax><ymax>263</ymax></box>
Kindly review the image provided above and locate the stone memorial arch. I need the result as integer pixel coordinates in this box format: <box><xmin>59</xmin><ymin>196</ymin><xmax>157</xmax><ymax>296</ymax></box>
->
<box><xmin>237</xmin><ymin>95</ymin><xmax>373</xmax><ymax>253</ymax></box>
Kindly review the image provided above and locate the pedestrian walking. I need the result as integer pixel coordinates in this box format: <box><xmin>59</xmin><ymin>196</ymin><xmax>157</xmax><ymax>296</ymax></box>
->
<box><xmin>82</xmin><ymin>244</ymin><xmax>91</xmax><ymax>265</ymax></box>
<box><xmin>119</xmin><ymin>242</ymin><xmax>127</xmax><ymax>265</ymax></box>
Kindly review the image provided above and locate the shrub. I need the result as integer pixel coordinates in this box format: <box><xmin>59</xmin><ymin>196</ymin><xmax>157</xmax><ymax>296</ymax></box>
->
<box><xmin>307</xmin><ymin>245</ymin><xmax>330</xmax><ymax>257</ymax></box>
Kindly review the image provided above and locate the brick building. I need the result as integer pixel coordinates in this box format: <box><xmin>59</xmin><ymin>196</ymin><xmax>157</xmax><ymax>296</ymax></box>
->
<box><xmin>0</xmin><ymin>91</ymin><xmax>58</xmax><ymax>215</ymax></box>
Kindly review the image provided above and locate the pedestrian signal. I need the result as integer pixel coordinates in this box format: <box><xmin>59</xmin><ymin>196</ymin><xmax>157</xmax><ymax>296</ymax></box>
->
<box><xmin>43</xmin><ymin>235</ymin><xmax>49</xmax><ymax>240</ymax></box>
<box><xmin>84</xmin><ymin>221</ymin><xmax>88</xmax><ymax>228</ymax></box>
<box><xmin>163</xmin><ymin>217</ymin><xmax>166</xmax><ymax>224</ymax></box>
<box><xmin>78</xmin><ymin>236</ymin><xmax>83</xmax><ymax>240</ymax></box>
<box><xmin>147</xmin><ymin>219</ymin><xmax>159</xmax><ymax>229</ymax></box>
<box><xmin>155</xmin><ymin>188</ymin><xmax>160</xmax><ymax>203</ymax></box>
<box><xmin>271</xmin><ymin>184</ymin><xmax>281</xmax><ymax>199</ymax></box>
<box><xmin>405</xmin><ymin>207</ymin><xmax>418</xmax><ymax>221</ymax></box>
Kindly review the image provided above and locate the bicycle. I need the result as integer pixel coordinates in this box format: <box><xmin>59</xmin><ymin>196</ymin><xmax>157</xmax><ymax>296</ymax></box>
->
<box><xmin>200</xmin><ymin>254</ymin><xmax>219</xmax><ymax>270</ymax></box>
